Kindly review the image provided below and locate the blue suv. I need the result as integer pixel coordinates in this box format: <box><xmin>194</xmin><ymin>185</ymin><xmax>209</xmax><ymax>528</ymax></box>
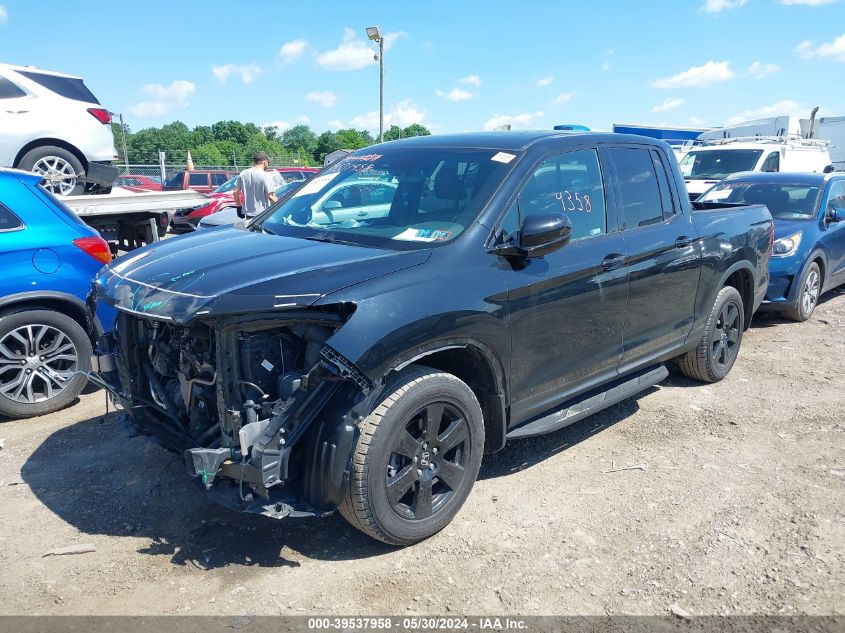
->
<box><xmin>699</xmin><ymin>171</ymin><xmax>845</xmax><ymax>321</ymax></box>
<box><xmin>0</xmin><ymin>168</ymin><xmax>116</xmax><ymax>418</ymax></box>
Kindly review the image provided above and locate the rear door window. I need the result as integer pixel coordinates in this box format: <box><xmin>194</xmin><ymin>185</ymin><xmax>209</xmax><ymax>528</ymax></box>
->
<box><xmin>16</xmin><ymin>71</ymin><xmax>100</xmax><ymax>104</ymax></box>
<box><xmin>0</xmin><ymin>203</ymin><xmax>24</xmax><ymax>231</ymax></box>
<box><xmin>608</xmin><ymin>147</ymin><xmax>664</xmax><ymax>229</ymax></box>
<box><xmin>0</xmin><ymin>76</ymin><xmax>27</xmax><ymax>99</ymax></box>
<box><xmin>188</xmin><ymin>173</ymin><xmax>209</xmax><ymax>187</ymax></box>
<box><xmin>650</xmin><ymin>149</ymin><xmax>677</xmax><ymax>219</ymax></box>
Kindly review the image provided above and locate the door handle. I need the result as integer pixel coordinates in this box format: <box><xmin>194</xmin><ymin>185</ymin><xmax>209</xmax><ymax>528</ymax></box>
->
<box><xmin>675</xmin><ymin>236</ymin><xmax>693</xmax><ymax>248</ymax></box>
<box><xmin>357</xmin><ymin>210</ymin><xmax>368</xmax><ymax>217</ymax></box>
<box><xmin>601</xmin><ymin>253</ymin><xmax>626</xmax><ymax>271</ymax></box>
<box><xmin>5</xmin><ymin>110</ymin><xmax>28</xmax><ymax>114</ymax></box>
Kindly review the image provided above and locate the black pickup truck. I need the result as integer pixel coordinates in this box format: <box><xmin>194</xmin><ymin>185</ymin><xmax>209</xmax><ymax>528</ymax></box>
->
<box><xmin>91</xmin><ymin>132</ymin><xmax>773</xmax><ymax>545</ymax></box>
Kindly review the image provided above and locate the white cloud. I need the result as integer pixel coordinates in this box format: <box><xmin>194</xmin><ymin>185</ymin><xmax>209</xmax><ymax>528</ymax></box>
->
<box><xmin>0</xmin><ymin>6</ymin><xmax>7</xmax><ymax>24</ymax></box>
<box><xmin>327</xmin><ymin>119</ymin><xmax>344</xmax><ymax>130</ymax></box>
<box><xmin>483</xmin><ymin>111</ymin><xmax>545</xmax><ymax>131</ymax></box>
<box><xmin>699</xmin><ymin>0</ymin><xmax>747</xmax><ymax>12</ymax></box>
<box><xmin>652</xmin><ymin>60</ymin><xmax>734</xmax><ymax>88</ymax></box>
<box><xmin>460</xmin><ymin>75</ymin><xmax>482</xmax><ymax>87</ymax></box>
<box><xmin>436</xmin><ymin>88</ymin><xmax>475</xmax><ymax>102</ymax></box>
<box><xmin>211</xmin><ymin>63</ymin><xmax>261</xmax><ymax>84</ymax></box>
<box><xmin>652</xmin><ymin>98</ymin><xmax>685</xmax><ymax>113</ymax></box>
<box><xmin>795</xmin><ymin>33</ymin><xmax>845</xmax><ymax>62</ymax></box>
<box><xmin>347</xmin><ymin>100</ymin><xmax>429</xmax><ymax>131</ymax></box>
<box><xmin>747</xmin><ymin>61</ymin><xmax>781</xmax><ymax>78</ymax></box>
<box><xmin>552</xmin><ymin>92</ymin><xmax>574</xmax><ymax>106</ymax></box>
<box><xmin>296</xmin><ymin>115</ymin><xmax>311</xmax><ymax>124</ymax></box>
<box><xmin>130</xmin><ymin>80</ymin><xmax>195</xmax><ymax>118</ymax></box>
<box><xmin>780</xmin><ymin>0</ymin><xmax>837</xmax><ymax>5</ymax></box>
<box><xmin>305</xmin><ymin>90</ymin><xmax>338</xmax><ymax>107</ymax></box>
<box><xmin>316</xmin><ymin>28</ymin><xmax>406</xmax><ymax>71</ymax></box>
<box><xmin>279</xmin><ymin>39</ymin><xmax>308</xmax><ymax>63</ymax></box>
<box><xmin>689</xmin><ymin>116</ymin><xmax>707</xmax><ymax>126</ymax></box>
<box><xmin>536</xmin><ymin>76</ymin><xmax>554</xmax><ymax>87</ymax></box>
<box><xmin>725</xmin><ymin>100</ymin><xmax>808</xmax><ymax>125</ymax></box>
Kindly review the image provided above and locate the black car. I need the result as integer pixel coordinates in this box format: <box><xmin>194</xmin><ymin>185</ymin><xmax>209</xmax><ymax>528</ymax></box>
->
<box><xmin>91</xmin><ymin>132</ymin><xmax>773</xmax><ymax>545</ymax></box>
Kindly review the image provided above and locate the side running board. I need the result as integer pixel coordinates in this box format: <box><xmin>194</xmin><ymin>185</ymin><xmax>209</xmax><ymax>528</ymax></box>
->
<box><xmin>507</xmin><ymin>365</ymin><xmax>669</xmax><ymax>439</ymax></box>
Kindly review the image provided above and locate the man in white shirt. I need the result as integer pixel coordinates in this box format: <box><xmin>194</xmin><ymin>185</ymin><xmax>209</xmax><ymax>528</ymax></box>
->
<box><xmin>233</xmin><ymin>151</ymin><xmax>278</xmax><ymax>218</ymax></box>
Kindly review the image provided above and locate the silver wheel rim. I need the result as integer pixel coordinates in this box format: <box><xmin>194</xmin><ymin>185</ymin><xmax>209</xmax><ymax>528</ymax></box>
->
<box><xmin>31</xmin><ymin>156</ymin><xmax>79</xmax><ymax>195</ymax></box>
<box><xmin>0</xmin><ymin>324</ymin><xmax>78</xmax><ymax>404</ymax></box>
<box><xmin>802</xmin><ymin>269</ymin><xmax>820</xmax><ymax>316</ymax></box>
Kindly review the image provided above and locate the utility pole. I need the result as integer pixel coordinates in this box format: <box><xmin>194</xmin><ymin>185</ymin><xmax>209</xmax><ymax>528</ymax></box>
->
<box><xmin>366</xmin><ymin>26</ymin><xmax>385</xmax><ymax>143</ymax></box>
<box><xmin>118</xmin><ymin>112</ymin><xmax>129</xmax><ymax>172</ymax></box>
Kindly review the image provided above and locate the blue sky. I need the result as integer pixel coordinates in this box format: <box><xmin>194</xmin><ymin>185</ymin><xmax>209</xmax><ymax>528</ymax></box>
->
<box><xmin>1</xmin><ymin>0</ymin><xmax>843</xmax><ymax>135</ymax></box>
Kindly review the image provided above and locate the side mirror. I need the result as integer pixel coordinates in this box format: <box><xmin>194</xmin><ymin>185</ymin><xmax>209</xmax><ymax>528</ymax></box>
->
<box><xmin>323</xmin><ymin>200</ymin><xmax>342</xmax><ymax>211</ymax></box>
<box><xmin>496</xmin><ymin>212</ymin><xmax>573</xmax><ymax>258</ymax></box>
<box><xmin>823</xmin><ymin>165</ymin><xmax>834</xmax><ymax>174</ymax></box>
<box><xmin>828</xmin><ymin>207</ymin><xmax>845</xmax><ymax>223</ymax></box>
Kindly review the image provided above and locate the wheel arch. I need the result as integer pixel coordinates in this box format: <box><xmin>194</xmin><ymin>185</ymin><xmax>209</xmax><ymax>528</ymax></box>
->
<box><xmin>382</xmin><ymin>340</ymin><xmax>508</xmax><ymax>453</ymax></box>
<box><xmin>718</xmin><ymin>263</ymin><xmax>755</xmax><ymax>330</ymax></box>
<box><xmin>13</xmin><ymin>139</ymin><xmax>88</xmax><ymax>171</ymax></box>
<box><xmin>0</xmin><ymin>291</ymin><xmax>92</xmax><ymax>334</ymax></box>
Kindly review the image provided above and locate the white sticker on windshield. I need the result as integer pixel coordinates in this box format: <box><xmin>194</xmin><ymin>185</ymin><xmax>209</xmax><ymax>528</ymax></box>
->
<box><xmin>293</xmin><ymin>173</ymin><xmax>337</xmax><ymax>198</ymax></box>
<box><xmin>392</xmin><ymin>228</ymin><xmax>452</xmax><ymax>242</ymax></box>
<box><xmin>491</xmin><ymin>152</ymin><xmax>516</xmax><ymax>164</ymax></box>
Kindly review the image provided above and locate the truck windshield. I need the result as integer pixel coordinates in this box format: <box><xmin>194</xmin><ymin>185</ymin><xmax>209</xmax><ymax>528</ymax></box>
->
<box><xmin>679</xmin><ymin>149</ymin><xmax>763</xmax><ymax>180</ymax></box>
<box><xmin>253</xmin><ymin>146</ymin><xmax>519</xmax><ymax>250</ymax></box>
<box><xmin>699</xmin><ymin>181</ymin><xmax>820</xmax><ymax>220</ymax></box>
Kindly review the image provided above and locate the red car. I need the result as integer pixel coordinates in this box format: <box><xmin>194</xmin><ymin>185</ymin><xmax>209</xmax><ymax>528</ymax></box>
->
<box><xmin>114</xmin><ymin>174</ymin><xmax>163</xmax><ymax>192</ymax></box>
<box><xmin>163</xmin><ymin>169</ymin><xmax>236</xmax><ymax>195</ymax></box>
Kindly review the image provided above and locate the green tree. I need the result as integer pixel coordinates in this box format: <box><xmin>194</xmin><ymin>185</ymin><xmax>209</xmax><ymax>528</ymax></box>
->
<box><xmin>315</xmin><ymin>131</ymin><xmax>342</xmax><ymax>163</ymax></box>
<box><xmin>281</xmin><ymin>125</ymin><xmax>318</xmax><ymax>157</ymax></box>
<box><xmin>335</xmin><ymin>128</ymin><xmax>373</xmax><ymax>151</ymax></box>
<box><xmin>403</xmin><ymin>123</ymin><xmax>431</xmax><ymax>138</ymax></box>
<box><xmin>383</xmin><ymin>125</ymin><xmax>403</xmax><ymax>141</ymax></box>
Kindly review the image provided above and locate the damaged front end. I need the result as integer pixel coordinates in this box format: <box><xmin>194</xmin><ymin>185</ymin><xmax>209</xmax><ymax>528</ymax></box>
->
<box><xmin>95</xmin><ymin>307</ymin><xmax>373</xmax><ymax>519</ymax></box>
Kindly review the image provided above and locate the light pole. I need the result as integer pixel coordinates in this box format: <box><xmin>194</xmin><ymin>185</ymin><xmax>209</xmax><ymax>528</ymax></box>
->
<box><xmin>366</xmin><ymin>26</ymin><xmax>384</xmax><ymax>143</ymax></box>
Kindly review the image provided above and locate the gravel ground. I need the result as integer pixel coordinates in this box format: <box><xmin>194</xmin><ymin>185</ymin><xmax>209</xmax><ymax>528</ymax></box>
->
<box><xmin>0</xmin><ymin>291</ymin><xmax>843</xmax><ymax>616</ymax></box>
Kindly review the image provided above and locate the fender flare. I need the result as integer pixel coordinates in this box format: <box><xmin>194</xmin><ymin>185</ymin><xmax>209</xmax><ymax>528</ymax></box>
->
<box><xmin>791</xmin><ymin>249</ymin><xmax>829</xmax><ymax>299</ymax></box>
<box><xmin>715</xmin><ymin>261</ymin><xmax>757</xmax><ymax>325</ymax></box>
<box><xmin>0</xmin><ymin>290</ymin><xmax>99</xmax><ymax>335</ymax></box>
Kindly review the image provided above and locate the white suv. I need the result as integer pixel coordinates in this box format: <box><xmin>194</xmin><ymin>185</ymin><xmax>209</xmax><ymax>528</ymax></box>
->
<box><xmin>0</xmin><ymin>63</ymin><xmax>118</xmax><ymax>195</ymax></box>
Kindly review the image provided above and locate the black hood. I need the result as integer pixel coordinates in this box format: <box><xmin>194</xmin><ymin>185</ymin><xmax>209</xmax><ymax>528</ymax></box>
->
<box><xmin>95</xmin><ymin>226</ymin><xmax>430</xmax><ymax>322</ymax></box>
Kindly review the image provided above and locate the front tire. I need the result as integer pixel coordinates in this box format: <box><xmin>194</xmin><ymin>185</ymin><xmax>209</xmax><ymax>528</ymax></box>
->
<box><xmin>18</xmin><ymin>146</ymin><xmax>85</xmax><ymax>196</ymax></box>
<box><xmin>0</xmin><ymin>309</ymin><xmax>92</xmax><ymax>418</ymax></box>
<box><xmin>672</xmin><ymin>286</ymin><xmax>744</xmax><ymax>383</ymax></box>
<box><xmin>783</xmin><ymin>262</ymin><xmax>820</xmax><ymax>322</ymax></box>
<box><xmin>339</xmin><ymin>366</ymin><xmax>484</xmax><ymax>545</ymax></box>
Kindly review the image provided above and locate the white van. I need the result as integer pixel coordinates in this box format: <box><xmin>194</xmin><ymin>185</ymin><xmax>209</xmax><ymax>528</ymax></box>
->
<box><xmin>679</xmin><ymin>137</ymin><xmax>833</xmax><ymax>200</ymax></box>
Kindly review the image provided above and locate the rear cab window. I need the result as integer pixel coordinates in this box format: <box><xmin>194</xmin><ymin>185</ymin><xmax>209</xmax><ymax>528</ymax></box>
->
<box><xmin>189</xmin><ymin>173</ymin><xmax>210</xmax><ymax>187</ymax></box>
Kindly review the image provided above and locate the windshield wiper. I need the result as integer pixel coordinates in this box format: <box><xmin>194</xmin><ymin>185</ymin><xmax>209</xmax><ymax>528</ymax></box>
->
<box><xmin>255</xmin><ymin>225</ymin><xmax>276</xmax><ymax>235</ymax></box>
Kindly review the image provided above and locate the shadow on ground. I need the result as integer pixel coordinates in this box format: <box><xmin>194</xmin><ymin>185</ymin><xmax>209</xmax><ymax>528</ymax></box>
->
<box><xmin>20</xmin><ymin>412</ymin><xmax>392</xmax><ymax>569</ymax></box>
<box><xmin>22</xmin><ymin>385</ymin><xmax>657</xmax><ymax>568</ymax></box>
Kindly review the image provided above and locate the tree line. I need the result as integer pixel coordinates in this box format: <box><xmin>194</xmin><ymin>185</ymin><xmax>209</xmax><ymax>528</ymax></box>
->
<box><xmin>112</xmin><ymin>120</ymin><xmax>431</xmax><ymax>167</ymax></box>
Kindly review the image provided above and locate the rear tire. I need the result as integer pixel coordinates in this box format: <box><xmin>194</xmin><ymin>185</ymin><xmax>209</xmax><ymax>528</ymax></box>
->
<box><xmin>672</xmin><ymin>286</ymin><xmax>744</xmax><ymax>383</ymax></box>
<box><xmin>339</xmin><ymin>365</ymin><xmax>484</xmax><ymax>545</ymax></box>
<box><xmin>18</xmin><ymin>146</ymin><xmax>85</xmax><ymax>196</ymax></box>
<box><xmin>0</xmin><ymin>309</ymin><xmax>91</xmax><ymax>418</ymax></box>
<box><xmin>783</xmin><ymin>262</ymin><xmax>820</xmax><ymax>322</ymax></box>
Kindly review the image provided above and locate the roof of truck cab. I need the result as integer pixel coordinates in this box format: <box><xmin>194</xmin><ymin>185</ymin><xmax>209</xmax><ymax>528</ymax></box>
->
<box><xmin>366</xmin><ymin>131</ymin><xmax>672</xmax><ymax>152</ymax></box>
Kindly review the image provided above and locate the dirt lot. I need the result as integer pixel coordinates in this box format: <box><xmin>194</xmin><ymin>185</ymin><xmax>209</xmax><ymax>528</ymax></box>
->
<box><xmin>0</xmin><ymin>292</ymin><xmax>843</xmax><ymax>617</ymax></box>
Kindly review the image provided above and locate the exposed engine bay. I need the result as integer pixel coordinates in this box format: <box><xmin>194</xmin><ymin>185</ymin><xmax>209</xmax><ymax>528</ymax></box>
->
<box><xmin>100</xmin><ymin>309</ymin><xmax>369</xmax><ymax>518</ymax></box>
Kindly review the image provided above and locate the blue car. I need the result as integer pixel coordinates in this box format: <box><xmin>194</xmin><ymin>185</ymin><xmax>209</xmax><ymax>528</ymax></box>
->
<box><xmin>699</xmin><ymin>171</ymin><xmax>845</xmax><ymax>321</ymax></box>
<box><xmin>0</xmin><ymin>168</ymin><xmax>116</xmax><ymax>418</ymax></box>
